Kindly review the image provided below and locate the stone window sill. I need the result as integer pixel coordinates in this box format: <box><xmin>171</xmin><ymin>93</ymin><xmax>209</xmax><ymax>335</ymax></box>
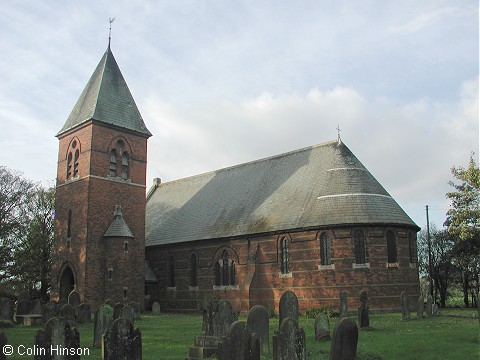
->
<box><xmin>386</xmin><ymin>262</ymin><xmax>399</xmax><ymax>268</ymax></box>
<box><xmin>213</xmin><ymin>285</ymin><xmax>239</xmax><ymax>290</ymax></box>
<box><xmin>189</xmin><ymin>286</ymin><xmax>200</xmax><ymax>291</ymax></box>
<box><xmin>279</xmin><ymin>272</ymin><xmax>293</xmax><ymax>278</ymax></box>
<box><xmin>318</xmin><ymin>264</ymin><xmax>335</xmax><ymax>270</ymax></box>
<box><xmin>166</xmin><ymin>286</ymin><xmax>176</xmax><ymax>291</ymax></box>
<box><xmin>353</xmin><ymin>263</ymin><xmax>370</xmax><ymax>269</ymax></box>
<box><xmin>409</xmin><ymin>263</ymin><xmax>417</xmax><ymax>269</ymax></box>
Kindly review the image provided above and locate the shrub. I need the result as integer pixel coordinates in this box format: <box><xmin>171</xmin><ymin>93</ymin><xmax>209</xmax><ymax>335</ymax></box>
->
<box><xmin>305</xmin><ymin>305</ymin><xmax>334</xmax><ymax>318</ymax></box>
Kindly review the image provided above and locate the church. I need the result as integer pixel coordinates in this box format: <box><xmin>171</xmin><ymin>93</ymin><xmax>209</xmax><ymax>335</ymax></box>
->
<box><xmin>51</xmin><ymin>44</ymin><xmax>421</xmax><ymax>314</ymax></box>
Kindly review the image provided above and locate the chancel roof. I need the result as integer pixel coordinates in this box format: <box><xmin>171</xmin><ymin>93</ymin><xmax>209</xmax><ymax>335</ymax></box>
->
<box><xmin>57</xmin><ymin>46</ymin><xmax>151</xmax><ymax>138</ymax></box>
<box><xmin>145</xmin><ymin>140</ymin><xmax>419</xmax><ymax>247</ymax></box>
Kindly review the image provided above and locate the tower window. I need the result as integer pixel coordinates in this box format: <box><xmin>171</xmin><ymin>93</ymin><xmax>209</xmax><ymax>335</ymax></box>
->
<box><xmin>387</xmin><ymin>230</ymin><xmax>397</xmax><ymax>263</ymax></box>
<box><xmin>73</xmin><ymin>149</ymin><xmax>79</xmax><ymax>177</ymax></box>
<box><xmin>108</xmin><ymin>268</ymin><xmax>113</xmax><ymax>281</ymax></box>
<box><xmin>109</xmin><ymin>149</ymin><xmax>117</xmax><ymax>177</ymax></box>
<box><xmin>121</xmin><ymin>152</ymin><xmax>129</xmax><ymax>180</ymax></box>
<box><xmin>66</xmin><ymin>139</ymin><xmax>80</xmax><ymax>180</ymax></box>
<box><xmin>67</xmin><ymin>152</ymin><xmax>73</xmax><ymax>180</ymax></box>
<box><xmin>280</xmin><ymin>237</ymin><xmax>290</xmax><ymax>274</ymax></box>
<box><xmin>123</xmin><ymin>287</ymin><xmax>128</xmax><ymax>301</ymax></box>
<box><xmin>109</xmin><ymin>139</ymin><xmax>131</xmax><ymax>180</ymax></box>
<box><xmin>320</xmin><ymin>232</ymin><xmax>332</xmax><ymax>266</ymax></box>
<box><xmin>124</xmin><ymin>241</ymin><xmax>129</xmax><ymax>253</ymax></box>
<box><xmin>354</xmin><ymin>230</ymin><xmax>366</xmax><ymax>264</ymax></box>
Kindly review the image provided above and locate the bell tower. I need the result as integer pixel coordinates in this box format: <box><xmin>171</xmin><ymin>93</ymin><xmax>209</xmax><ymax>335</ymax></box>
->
<box><xmin>51</xmin><ymin>44</ymin><xmax>151</xmax><ymax>309</ymax></box>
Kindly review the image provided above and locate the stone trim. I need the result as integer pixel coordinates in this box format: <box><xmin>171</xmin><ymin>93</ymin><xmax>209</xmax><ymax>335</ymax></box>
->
<box><xmin>353</xmin><ymin>263</ymin><xmax>370</xmax><ymax>269</ymax></box>
<box><xmin>318</xmin><ymin>264</ymin><xmax>335</xmax><ymax>270</ymax></box>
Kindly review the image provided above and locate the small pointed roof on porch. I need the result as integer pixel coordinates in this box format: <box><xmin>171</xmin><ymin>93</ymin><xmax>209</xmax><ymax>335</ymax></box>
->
<box><xmin>57</xmin><ymin>46</ymin><xmax>151</xmax><ymax>138</ymax></box>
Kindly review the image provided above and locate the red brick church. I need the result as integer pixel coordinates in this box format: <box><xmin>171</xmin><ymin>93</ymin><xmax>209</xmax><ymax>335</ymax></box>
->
<box><xmin>51</xmin><ymin>45</ymin><xmax>421</xmax><ymax>313</ymax></box>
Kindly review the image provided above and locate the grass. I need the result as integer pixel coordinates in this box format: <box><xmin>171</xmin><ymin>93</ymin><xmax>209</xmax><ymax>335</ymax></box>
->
<box><xmin>1</xmin><ymin>310</ymin><xmax>478</xmax><ymax>359</ymax></box>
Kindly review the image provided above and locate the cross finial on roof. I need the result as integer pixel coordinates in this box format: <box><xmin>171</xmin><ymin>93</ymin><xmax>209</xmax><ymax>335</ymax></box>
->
<box><xmin>336</xmin><ymin>125</ymin><xmax>341</xmax><ymax>142</ymax></box>
<box><xmin>108</xmin><ymin>17</ymin><xmax>116</xmax><ymax>48</ymax></box>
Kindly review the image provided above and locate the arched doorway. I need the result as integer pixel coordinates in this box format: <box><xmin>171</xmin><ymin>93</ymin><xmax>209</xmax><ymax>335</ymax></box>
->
<box><xmin>59</xmin><ymin>265</ymin><xmax>75</xmax><ymax>300</ymax></box>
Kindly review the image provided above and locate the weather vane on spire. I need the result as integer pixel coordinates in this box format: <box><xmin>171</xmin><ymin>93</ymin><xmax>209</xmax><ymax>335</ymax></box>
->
<box><xmin>336</xmin><ymin>124</ymin><xmax>341</xmax><ymax>142</ymax></box>
<box><xmin>108</xmin><ymin>17</ymin><xmax>116</xmax><ymax>48</ymax></box>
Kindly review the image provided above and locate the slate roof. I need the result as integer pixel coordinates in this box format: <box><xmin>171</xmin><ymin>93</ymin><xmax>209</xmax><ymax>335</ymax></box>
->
<box><xmin>57</xmin><ymin>46</ymin><xmax>151</xmax><ymax>138</ymax></box>
<box><xmin>145</xmin><ymin>139</ymin><xmax>419</xmax><ymax>247</ymax></box>
<box><xmin>104</xmin><ymin>206</ymin><xmax>134</xmax><ymax>238</ymax></box>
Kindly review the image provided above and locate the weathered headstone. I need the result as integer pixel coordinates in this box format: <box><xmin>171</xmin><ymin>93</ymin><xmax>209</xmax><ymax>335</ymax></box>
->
<box><xmin>113</xmin><ymin>302</ymin><xmax>124</xmax><ymax>320</ymax></box>
<box><xmin>0</xmin><ymin>297</ymin><xmax>14</xmax><ymax>323</ymax></box>
<box><xmin>31</xmin><ymin>299</ymin><xmax>43</xmax><ymax>315</ymax></box>
<box><xmin>314</xmin><ymin>314</ymin><xmax>330</xmax><ymax>341</ymax></box>
<box><xmin>60</xmin><ymin>303</ymin><xmax>76</xmax><ymax>322</ymax></box>
<box><xmin>0</xmin><ymin>332</ymin><xmax>7</xmax><ymax>360</ymax></box>
<box><xmin>213</xmin><ymin>300</ymin><xmax>238</xmax><ymax>338</ymax></box>
<box><xmin>93</xmin><ymin>303</ymin><xmax>114</xmax><ymax>348</ymax></box>
<box><xmin>400</xmin><ymin>291</ymin><xmax>410</xmax><ymax>320</ymax></box>
<box><xmin>357</xmin><ymin>290</ymin><xmax>370</xmax><ymax>329</ymax></box>
<box><xmin>272</xmin><ymin>318</ymin><xmax>306</xmax><ymax>360</ymax></box>
<box><xmin>339</xmin><ymin>291</ymin><xmax>348</xmax><ymax>318</ymax></box>
<box><xmin>129</xmin><ymin>301</ymin><xmax>141</xmax><ymax>320</ymax></box>
<box><xmin>15</xmin><ymin>299</ymin><xmax>31</xmax><ymax>323</ymax></box>
<box><xmin>102</xmin><ymin>317</ymin><xmax>142</xmax><ymax>360</ymax></box>
<box><xmin>42</xmin><ymin>302</ymin><xmax>57</xmax><ymax>326</ymax></box>
<box><xmin>279</xmin><ymin>290</ymin><xmax>299</xmax><ymax>326</ymax></box>
<box><xmin>34</xmin><ymin>317</ymin><xmax>80</xmax><ymax>360</ymax></box>
<box><xmin>104</xmin><ymin>299</ymin><xmax>115</xmax><ymax>307</ymax></box>
<box><xmin>426</xmin><ymin>295</ymin><xmax>433</xmax><ymax>317</ymax></box>
<box><xmin>217</xmin><ymin>321</ymin><xmax>260</xmax><ymax>360</ymax></box>
<box><xmin>432</xmin><ymin>303</ymin><xmax>438</xmax><ymax>315</ymax></box>
<box><xmin>151</xmin><ymin>301</ymin><xmax>161</xmax><ymax>314</ymax></box>
<box><xmin>120</xmin><ymin>304</ymin><xmax>134</xmax><ymax>324</ymax></box>
<box><xmin>329</xmin><ymin>317</ymin><xmax>358</xmax><ymax>360</ymax></box>
<box><xmin>247</xmin><ymin>305</ymin><xmax>270</xmax><ymax>355</ymax></box>
<box><xmin>77</xmin><ymin>303</ymin><xmax>91</xmax><ymax>324</ymax></box>
<box><xmin>68</xmin><ymin>290</ymin><xmax>81</xmax><ymax>307</ymax></box>
<box><xmin>416</xmin><ymin>295</ymin><xmax>424</xmax><ymax>318</ymax></box>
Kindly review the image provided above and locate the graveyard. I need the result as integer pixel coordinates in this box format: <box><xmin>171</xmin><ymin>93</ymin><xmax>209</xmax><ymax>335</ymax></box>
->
<box><xmin>1</xmin><ymin>297</ymin><xmax>478</xmax><ymax>360</ymax></box>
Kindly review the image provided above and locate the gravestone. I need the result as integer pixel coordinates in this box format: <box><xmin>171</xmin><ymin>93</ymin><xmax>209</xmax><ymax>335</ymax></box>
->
<box><xmin>426</xmin><ymin>295</ymin><xmax>433</xmax><ymax>317</ymax></box>
<box><xmin>15</xmin><ymin>299</ymin><xmax>31</xmax><ymax>323</ymax></box>
<box><xmin>57</xmin><ymin>298</ymin><xmax>67</xmax><ymax>310</ymax></box>
<box><xmin>0</xmin><ymin>332</ymin><xmax>7</xmax><ymax>360</ymax></box>
<box><xmin>339</xmin><ymin>291</ymin><xmax>348</xmax><ymax>318</ymax></box>
<box><xmin>213</xmin><ymin>300</ymin><xmax>238</xmax><ymax>337</ymax></box>
<box><xmin>329</xmin><ymin>317</ymin><xmax>358</xmax><ymax>360</ymax></box>
<box><xmin>42</xmin><ymin>302</ymin><xmax>57</xmax><ymax>326</ymax></box>
<box><xmin>18</xmin><ymin>290</ymin><xmax>31</xmax><ymax>303</ymax></box>
<box><xmin>432</xmin><ymin>304</ymin><xmax>438</xmax><ymax>315</ymax></box>
<box><xmin>272</xmin><ymin>318</ymin><xmax>306</xmax><ymax>360</ymax></box>
<box><xmin>357</xmin><ymin>290</ymin><xmax>370</xmax><ymax>329</ymax></box>
<box><xmin>129</xmin><ymin>301</ymin><xmax>141</xmax><ymax>320</ymax></box>
<box><xmin>400</xmin><ymin>291</ymin><xmax>410</xmax><ymax>320</ymax></box>
<box><xmin>417</xmin><ymin>295</ymin><xmax>424</xmax><ymax>318</ymax></box>
<box><xmin>77</xmin><ymin>303</ymin><xmax>91</xmax><ymax>324</ymax></box>
<box><xmin>102</xmin><ymin>317</ymin><xmax>142</xmax><ymax>360</ymax></box>
<box><xmin>68</xmin><ymin>290</ymin><xmax>81</xmax><ymax>310</ymax></box>
<box><xmin>93</xmin><ymin>303</ymin><xmax>114</xmax><ymax>348</ymax></box>
<box><xmin>120</xmin><ymin>304</ymin><xmax>134</xmax><ymax>324</ymax></box>
<box><xmin>217</xmin><ymin>321</ymin><xmax>260</xmax><ymax>360</ymax></box>
<box><xmin>314</xmin><ymin>314</ymin><xmax>330</xmax><ymax>341</ymax></box>
<box><xmin>31</xmin><ymin>299</ymin><xmax>43</xmax><ymax>315</ymax></box>
<box><xmin>247</xmin><ymin>305</ymin><xmax>269</xmax><ymax>355</ymax></box>
<box><xmin>60</xmin><ymin>303</ymin><xmax>76</xmax><ymax>322</ymax></box>
<box><xmin>279</xmin><ymin>290</ymin><xmax>299</xmax><ymax>326</ymax></box>
<box><xmin>34</xmin><ymin>317</ymin><xmax>80</xmax><ymax>360</ymax></box>
<box><xmin>0</xmin><ymin>297</ymin><xmax>14</xmax><ymax>323</ymax></box>
<box><xmin>113</xmin><ymin>302</ymin><xmax>124</xmax><ymax>320</ymax></box>
<box><xmin>104</xmin><ymin>299</ymin><xmax>115</xmax><ymax>307</ymax></box>
<box><xmin>151</xmin><ymin>302</ymin><xmax>161</xmax><ymax>314</ymax></box>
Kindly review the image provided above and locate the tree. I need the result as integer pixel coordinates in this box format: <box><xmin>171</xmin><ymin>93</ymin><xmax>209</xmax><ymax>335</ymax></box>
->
<box><xmin>11</xmin><ymin>186</ymin><xmax>55</xmax><ymax>301</ymax></box>
<box><xmin>0</xmin><ymin>166</ymin><xmax>36</xmax><ymax>283</ymax></box>
<box><xmin>445</xmin><ymin>153</ymin><xmax>480</xmax><ymax>307</ymax></box>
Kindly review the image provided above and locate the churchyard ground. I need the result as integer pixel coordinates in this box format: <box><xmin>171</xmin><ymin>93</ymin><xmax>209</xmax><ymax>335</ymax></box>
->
<box><xmin>2</xmin><ymin>309</ymin><xmax>478</xmax><ymax>359</ymax></box>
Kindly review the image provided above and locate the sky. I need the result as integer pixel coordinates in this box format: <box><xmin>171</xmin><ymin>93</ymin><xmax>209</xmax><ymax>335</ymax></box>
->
<box><xmin>0</xmin><ymin>0</ymin><xmax>478</xmax><ymax>230</ymax></box>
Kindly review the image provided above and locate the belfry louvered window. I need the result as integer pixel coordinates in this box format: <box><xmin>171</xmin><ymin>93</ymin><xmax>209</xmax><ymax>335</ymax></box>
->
<box><xmin>66</xmin><ymin>139</ymin><xmax>79</xmax><ymax>180</ymax></box>
<box><xmin>109</xmin><ymin>149</ymin><xmax>117</xmax><ymax>177</ymax></box>
<box><xmin>320</xmin><ymin>232</ymin><xmax>332</xmax><ymax>266</ymax></box>
<box><xmin>386</xmin><ymin>231</ymin><xmax>397</xmax><ymax>263</ymax></box>
<box><xmin>73</xmin><ymin>149</ymin><xmax>79</xmax><ymax>177</ymax></box>
<box><xmin>280</xmin><ymin>237</ymin><xmax>290</xmax><ymax>274</ymax></box>
<box><xmin>121</xmin><ymin>152</ymin><xmax>129</xmax><ymax>180</ymax></box>
<box><xmin>354</xmin><ymin>230</ymin><xmax>366</xmax><ymax>264</ymax></box>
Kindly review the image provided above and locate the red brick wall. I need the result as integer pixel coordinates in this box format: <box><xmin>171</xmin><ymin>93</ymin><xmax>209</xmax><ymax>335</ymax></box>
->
<box><xmin>52</xmin><ymin>122</ymin><xmax>147</xmax><ymax>310</ymax></box>
<box><xmin>146</xmin><ymin>225</ymin><xmax>420</xmax><ymax>315</ymax></box>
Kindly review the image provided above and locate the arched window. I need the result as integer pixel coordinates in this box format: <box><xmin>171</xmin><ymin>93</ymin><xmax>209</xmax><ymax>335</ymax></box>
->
<box><xmin>387</xmin><ymin>231</ymin><xmax>397</xmax><ymax>263</ymax></box>
<box><xmin>168</xmin><ymin>255</ymin><xmax>175</xmax><ymax>287</ymax></box>
<box><xmin>230</xmin><ymin>262</ymin><xmax>236</xmax><ymax>285</ymax></box>
<box><xmin>190</xmin><ymin>254</ymin><xmax>198</xmax><ymax>287</ymax></box>
<box><xmin>221</xmin><ymin>250</ymin><xmax>230</xmax><ymax>286</ymax></box>
<box><xmin>320</xmin><ymin>232</ymin><xmax>332</xmax><ymax>266</ymax></box>
<box><xmin>109</xmin><ymin>149</ymin><xmax>117</xmax><ymax>177</ymax></box>
<box><xmin>408</xmin><ymin>232</ymin><xmax>415</xmax><ymax>263</ymax></box>
<box><xmin>66</xmin><ymin>152</ymin><xmax>73</xmax><ymax>180</ymax></box>
<box><xmin>213</xmin><ymin>250</ymin><xmax>236</xmax><ymax>286</ymax></box>
<box><xmin>73</xmin><ymin>149</ymin><xmax>79</xmax><ymax>177</ymax></box>
<box><xmin>214</xmin><ymin>262</ymin><xmax>221</xmax><ymax>286</ymax></box>
<box><xmin>121</xmin><ymin>152</ymin><xmax>129</xmax><ymax>180</ymax></box>
<box><xmin>66</xmin><ymin>139</ymin><xmax>79</xmax><ymax>180</ymax></box>
<box><xmin>280</xmin><ymin>237</ymin><xmax>289</xmax><ymax>274</ymax></box>
<box><xmin>354</xmin><ymin>230</ymin><xmax>366</xmax><ymax>264</ymax></box>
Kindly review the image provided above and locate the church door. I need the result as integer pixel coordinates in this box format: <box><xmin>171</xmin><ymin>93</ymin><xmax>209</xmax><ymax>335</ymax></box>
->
<box><xmin>59</xmin><ymin>266</ymin><xmax>75</xmax><ymax>300</ymax></box>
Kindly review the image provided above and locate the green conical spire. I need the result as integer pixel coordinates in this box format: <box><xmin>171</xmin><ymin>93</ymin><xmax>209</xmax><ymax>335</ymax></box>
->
<box><xmin>57</xmin><ymin>47</ymin><xmax>151</xmax><ymax>138</ymax></box>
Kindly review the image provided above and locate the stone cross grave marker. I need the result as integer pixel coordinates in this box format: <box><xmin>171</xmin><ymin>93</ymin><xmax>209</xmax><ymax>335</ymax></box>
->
<box><xmin>329</xmin><ymin>317</ymin><xmax>358</xmax><ymax>360</ymax></box>
<box><xmin>102</xmin><ymin>317</ymin><xmax>142</xmax><ymax>360</ymax></box>
<box><xmin>247</xmin><ymin>305</ymin><xmax>269</xmax><ymax>355</ymax></box>
<box><xmin>93</xmin><ymin>303</ymin><xmax>114</xmax><ymax>348</ymax></box>
<box><xmin>314</xmin><ymin>314</ymin><xmax>330</xmax><ymax>341</ymax></box>
<box><xmin>272</xmin><ymin>317</ymin><xmax>306</xmax><ymax>360</ymax></box>
<box><xmin>217</xmin><ymin>321</ymin><xmax>260</xmax><ymax>360</ymax></box>
<box><xmin>357</xmin><ymin>290</ymin><xmax>370</xmax><ymax>329</ymax></box>
<box><xmin>339</xmin><ymin>291</ymin><xmax>348</xmax><ymax>318</ymax></box>
<box><xmin>400</xmin><ymin>291</ymin><xmax>410</xmax><ymax>320</ymax></box>
<box><xmin>34</xmin><ymin>317</ymin><xmax>80</xmax><ymax>360</ymax></box>
<box><xmin>279</xmin><ymin>290</ymin><xmax>299</xmax><ymax>327</ymax></box>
